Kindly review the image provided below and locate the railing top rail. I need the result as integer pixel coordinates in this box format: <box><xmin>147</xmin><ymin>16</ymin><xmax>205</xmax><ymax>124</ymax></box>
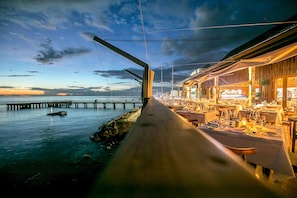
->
<box><xmin>89</xmin><ymin>97</ymin><xmax>280</xmax><ymax>197</ymax></box>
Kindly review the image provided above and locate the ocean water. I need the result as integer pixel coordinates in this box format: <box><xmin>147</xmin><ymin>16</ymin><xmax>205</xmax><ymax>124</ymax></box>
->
<box><xmin>0</xmin><ymin>96</ymin><xmax>142</xmax><ymax>196</ymax></box>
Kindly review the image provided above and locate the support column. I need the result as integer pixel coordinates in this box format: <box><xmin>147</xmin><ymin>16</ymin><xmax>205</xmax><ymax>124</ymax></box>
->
<box><xmin>248</xmin><ymin>67</ymin><xmax>252</xmax><ymax>106</ymax></box>
<box><xmin>214</xmin><ymin>76</ymin><xmax>219</xmax><ymax>104</ymax></box>
<box><xmin>185</xmin><ymin>86</ymin><xmax>190</xmax><ymax>99</ymax></box>
<box><xmin>196</xmin><ymin>83</ymin><xmax>200</xmax><ymax>100</ymax></box>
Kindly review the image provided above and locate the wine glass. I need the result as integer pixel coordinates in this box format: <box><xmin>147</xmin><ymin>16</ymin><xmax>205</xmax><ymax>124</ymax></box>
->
<box><xmin>249</xmin><ymin>112</ymin><xmax>256</xmax><ymax>126</ymax></box>
<box><xmin>219</xmin><ymin>115</ymin><xmax>225</xmax><ymax>128</ymax></box>
<box><xmin>260</xmin><ymin>115</ymin><xmax>266</xmax><ymax>127</ymax></box>
<box><xmin>255</xmin><ymin>119</ymin><xmax>264</xmax><ymax>134</ymax></box>
<box><xmin>224</xmin><ymin>111</ymin><xmax>230</xmax><ymax>127</ymax></box>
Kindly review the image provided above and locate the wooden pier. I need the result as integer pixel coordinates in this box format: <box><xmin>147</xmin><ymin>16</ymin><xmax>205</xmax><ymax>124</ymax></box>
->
<box><xmin>6</xmin><ymin>101</ymin><xmax>142</xmax><ymax>110</ymax></box>
<box><xmin>73</xmin><ymin>101</ymin><xmax>141</xmax><ymax>109</ymax></box>
<box><xmin>6</xmin><ymin>101</ymin><xmax>72</xmax><ymax>110</ymax></box>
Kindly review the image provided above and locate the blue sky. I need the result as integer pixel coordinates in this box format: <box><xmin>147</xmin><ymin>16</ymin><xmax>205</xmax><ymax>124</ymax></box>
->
<box><xmin>0</xmin><ymin>0</ymin><xmax>296</xmax><ymax>96</ymax></box>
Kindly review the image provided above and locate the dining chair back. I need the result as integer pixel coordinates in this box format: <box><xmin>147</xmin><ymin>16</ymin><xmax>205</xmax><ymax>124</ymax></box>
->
<box><xmin>216</xmin><ymin>106</ymin><xmax>229</xmax><ymax>118</ymax></box>
<box><xmin>288</xmin><ymin>117</ymin><xmax>297</xmax><ymax>152</ymax></box>
<box><xmin>223</xmin><ymin>145</ymin><xmax>256</xmax><ymax>161</ymax></box>
<box><xmin>260</xmin><ymin>111</ymin><xmax>277</xmax><ymax>125</ymax></box>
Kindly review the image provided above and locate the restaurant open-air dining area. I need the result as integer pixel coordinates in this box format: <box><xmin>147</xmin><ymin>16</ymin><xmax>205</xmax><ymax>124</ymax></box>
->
<box><xmin>159</xmin><ymin>14</ymin><xmax>297</xmax><ymax>196</ymax></box>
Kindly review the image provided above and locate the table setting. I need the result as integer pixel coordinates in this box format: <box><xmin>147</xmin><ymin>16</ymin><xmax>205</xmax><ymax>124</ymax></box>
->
<box><xmin>197</xmin><ymin>118</ymin><xmax>295</xmax><ymax>179</ymax></box>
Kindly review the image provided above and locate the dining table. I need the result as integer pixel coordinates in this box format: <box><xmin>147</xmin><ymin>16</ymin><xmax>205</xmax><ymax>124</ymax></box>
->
<box><xmin>238</xmin><ymin>109</ymin><xmax>281</xmax><ymax>125</ymax></box>
<box><xmin>215</xmin><ymin>104</ymin><xmax>242</xmax><ymax>118</ymax></box>
<box><xmin>175</xmin><ymin>110</ymin><xmax>219</xmax><ymax>125</ymax></box>
<box><xmin>197</xmin><ymin>125</ymin><xmax>295</xmax><ymax>179</ymax></box>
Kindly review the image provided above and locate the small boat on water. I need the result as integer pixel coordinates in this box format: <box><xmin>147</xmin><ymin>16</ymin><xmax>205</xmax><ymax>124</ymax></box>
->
<box><xmin>47</xmin><ymin>111</ymin><xmax>67</xmax><ymax>116</ymax></box>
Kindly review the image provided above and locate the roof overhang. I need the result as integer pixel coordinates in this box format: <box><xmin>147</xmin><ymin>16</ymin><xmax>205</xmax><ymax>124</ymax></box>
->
<box><xmin>181</xmin><ymin>24</ymin><xmax>297</xmax><ymax>86</ymax></box>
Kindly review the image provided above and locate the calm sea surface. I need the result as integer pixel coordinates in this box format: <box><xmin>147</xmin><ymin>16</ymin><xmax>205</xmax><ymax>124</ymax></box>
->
<box><xmin>0</xmin><ymin>95</ymin><xmax>141</xmax><ymax>196</ymax></box>
<box><xmin>0</xmin><ymin>95</ymin><xmax>141</xmax><ymax>161</ymax></box>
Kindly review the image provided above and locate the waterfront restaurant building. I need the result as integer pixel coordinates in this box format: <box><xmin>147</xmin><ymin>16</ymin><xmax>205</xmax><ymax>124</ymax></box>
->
<box><xmin>179</xmin><ymin>14</ymin><xmax>297</xmax><ymax>110</ymax></box>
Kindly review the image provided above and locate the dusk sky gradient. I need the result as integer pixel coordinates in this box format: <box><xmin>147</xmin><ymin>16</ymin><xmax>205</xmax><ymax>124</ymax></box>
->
<box><xmin>1</xmin><ymin>0</ymin><xmax>297</xmax><ymax>96</ymax></box>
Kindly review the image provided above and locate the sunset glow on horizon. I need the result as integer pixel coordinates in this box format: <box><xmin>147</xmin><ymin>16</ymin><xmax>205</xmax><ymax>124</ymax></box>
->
<box><xmin>0</xmin><ymin>89</ymin><xmax>44</xmax><ymax>96</ymax></box>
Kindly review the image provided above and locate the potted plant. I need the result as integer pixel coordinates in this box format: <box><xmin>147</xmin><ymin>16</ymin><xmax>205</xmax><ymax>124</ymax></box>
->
<box><xmin>259</xmin><ymin>79</ymin><xmax>268</xmax><ymax>100</ymax></box>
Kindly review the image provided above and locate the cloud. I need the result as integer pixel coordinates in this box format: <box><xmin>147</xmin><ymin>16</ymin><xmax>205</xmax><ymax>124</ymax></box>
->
<box><xmin>30</xmin><ymin>84</ymin><xmax>141</xmax><ymax>96</ymax></box>
<box><xmin>0</xmin><ymin>0</ymin><xmax>117</xmax><ymax>31</ymax></box>
<box><xmin>0</xmin><ymin>74</ymin><xmax>33</xmax><ymax>77</ymax></box>
<box><xmin>80</xmin><ymin>32</ymin><xmax>95</xmax><ymax>41</ymax></box>
<box><xmin>27</xmin><ymin>71</ymin><xmax>40</xmax><ymax>74</ymax></box>
<box><xmin>93</xmin><ymin>68</ymin><xmax>143</xmax><ymax>80</ymax></box>
<box><xmin>0</xmin><ymin>86</ymin><xmax>14</xmax><ymax>88</ymax></box>
<box><xmin>83</xmin><ymin>12</ymin><xmax>112</xmax><ymax>32</ymax></box>
<box><xmin>159</xmin><ymin>0</ymin><xmax>297</xmax><ymax>72</ymax></box>
<box><xmin>34</xmin><ymin>39</ymin><xmax>91</xmax><ymax>64</ymax></box>
<box><xmin>9</xmin><ymin>32</ymin><xmax>38</xmax><ymax>46</ymax></box>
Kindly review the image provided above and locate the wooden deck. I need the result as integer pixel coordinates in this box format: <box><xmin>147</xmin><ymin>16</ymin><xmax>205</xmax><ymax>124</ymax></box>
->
<box><xmin>279</xmin><ymin>152</ymin><xmax>297</xmax><ymax>197</ymax></box>
<box><xmin>264</xmin><ymin>142</ymin><xmax>297</xmax><ymax>197</ymax></box>
<box><xmin>260</xmin><ymin>156</ymin><xmax>297</xmax><ymax>198</ymax></box>
<box><xmin>88</xmin><ymin>98</ymin><xmax>283</xmax><ymax>197</ymax></box>
<box><xmin>277</xmin><ymin>171</ymin><xmax>297</xmax><ymax>198</ymax></box>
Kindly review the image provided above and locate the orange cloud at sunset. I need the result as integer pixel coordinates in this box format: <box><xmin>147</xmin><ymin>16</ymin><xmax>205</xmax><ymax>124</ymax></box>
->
<box><xmin>56</xmin><ymin>93</ymin><xmax>67</xmax><ymax>96</ymax></box>
<box><xmin>0</xmin><ymin>89</ymin><xmax>44</xmax><ymax>96</ymax></box>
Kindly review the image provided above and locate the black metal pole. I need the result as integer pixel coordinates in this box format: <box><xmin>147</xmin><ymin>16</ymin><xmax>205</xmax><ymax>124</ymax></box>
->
<box><xmin>93</xmin><ymin>36</ymin><xmax>151</xmax><ymax>106</ymax></box>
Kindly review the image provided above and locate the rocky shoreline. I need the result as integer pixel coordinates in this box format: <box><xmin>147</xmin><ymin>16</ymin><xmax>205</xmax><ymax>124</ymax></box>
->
<box><xmin>90</xmin><ymin>107</ymin><xmax>141</xmax><ymax>149</ymax></box>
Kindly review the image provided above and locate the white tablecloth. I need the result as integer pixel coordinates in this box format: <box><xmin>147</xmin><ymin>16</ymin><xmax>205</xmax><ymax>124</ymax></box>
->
<box><xmin>216</xmin><ymin>104</ymin><xmax>242</xmax><ymax>118</ymax></box>
<box><xmin>238</xmin><ymin>110</ymin><xmax>281</xmax><ymax>125</ymax></box>
<box><xmin>198</xmin><ymin>126</ymin><xmax>295</xmax><ymax>178</ymax></box>
<box><xmin>175</xmin><ymin>110</ymin><xmax>218</xmax><ymax>124</ymax></box>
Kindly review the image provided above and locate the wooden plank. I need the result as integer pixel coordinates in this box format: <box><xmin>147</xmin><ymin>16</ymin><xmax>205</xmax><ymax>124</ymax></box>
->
<box><xmin>88</xmin><ymin>98</ymin><xmax>282</xmax><ymax>197</ymax></box>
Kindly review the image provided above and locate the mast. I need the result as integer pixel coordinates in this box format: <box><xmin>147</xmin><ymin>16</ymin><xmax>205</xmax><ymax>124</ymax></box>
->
<box><xmin>161</xmin><ymin>66</ymin><xmax>163</xmax><ymax>96</ymax></box>
<box><xmin>171</xmin><ymin>62</ymin><xmax>174</xmax><ymax>97</ymax></box>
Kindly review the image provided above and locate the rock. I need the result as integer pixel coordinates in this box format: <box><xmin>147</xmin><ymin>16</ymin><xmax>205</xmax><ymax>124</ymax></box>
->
<box><xmin>91</xmin><ymin>108</ymin><xmax>141</xmax><ymax>146</ymax></box>
<box><xmin>83</xmin><ymin>154</ymin><xmax>91</xmax><ymax>159</ymax></box>
<box><xmin>47</xmin><ymin>111</ymin><xmax>67</xmax><ymax>116</ymax></box>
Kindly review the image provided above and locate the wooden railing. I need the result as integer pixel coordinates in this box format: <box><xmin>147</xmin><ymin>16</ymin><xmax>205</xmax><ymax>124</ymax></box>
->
<box><xmin>88</xmin><ymin>98</ymin><xmax>281</xmax><ymax>197</ymax></box>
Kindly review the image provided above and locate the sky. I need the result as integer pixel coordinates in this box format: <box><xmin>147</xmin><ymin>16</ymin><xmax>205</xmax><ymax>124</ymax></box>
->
<box><xmin>0</xmin><ymin>0</ymin><xmax>297</xmax><ymax>97</ymax></box>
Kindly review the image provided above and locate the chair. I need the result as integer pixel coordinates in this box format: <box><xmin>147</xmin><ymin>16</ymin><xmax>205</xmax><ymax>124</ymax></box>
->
<box><xmin>223</xmin><ymin>145</ymin><xmax>273</xmax><ymax>178</ymax></box>
<box><xmin>282</xmin><ymin>110</ymin><xmax>297</xmax><ymax>121</ymax></box>
<box><xmin>216</xmin><ymin>106</ymin><xmax>229</xmax><ymax>119</ymax></box>
<box><xmin>260</xmin><ymin>112</ymin><xmax>276</xmax><ymax>125</ymax></box>
<box><xmin>288</xmin><ymin>117</ymin><xmax>297</xmax><ymax>152</ymax></box>
<box><xmin>228</xmin><ymin>106</ymin><xmax>237</xmax><ymax>119</ymax></box>
<box><xmin>188</xmin><ymin>119</ymin><xmax>200</xmax><ymax>127</ymax></box>
<box><xmin>223</xmin><ymin>145</ymin><xmax>256</xmax><ymax>161</ymax></box>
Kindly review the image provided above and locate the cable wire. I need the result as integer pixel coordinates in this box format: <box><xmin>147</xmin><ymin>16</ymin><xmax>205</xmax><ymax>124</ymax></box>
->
<box><xmin>92</xmin><ymin>41</ymin><xmax>113</xmax><ymax>99</ymax></box>
<box><xmin>138</xmin><ymin>0</ymin><xmax>149</xmax><ymax>61</ymax></box>
<box><xmin>148</xmin><ymin>20</ymin><xmax>297</xmax><ymax>33</ymax></box>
